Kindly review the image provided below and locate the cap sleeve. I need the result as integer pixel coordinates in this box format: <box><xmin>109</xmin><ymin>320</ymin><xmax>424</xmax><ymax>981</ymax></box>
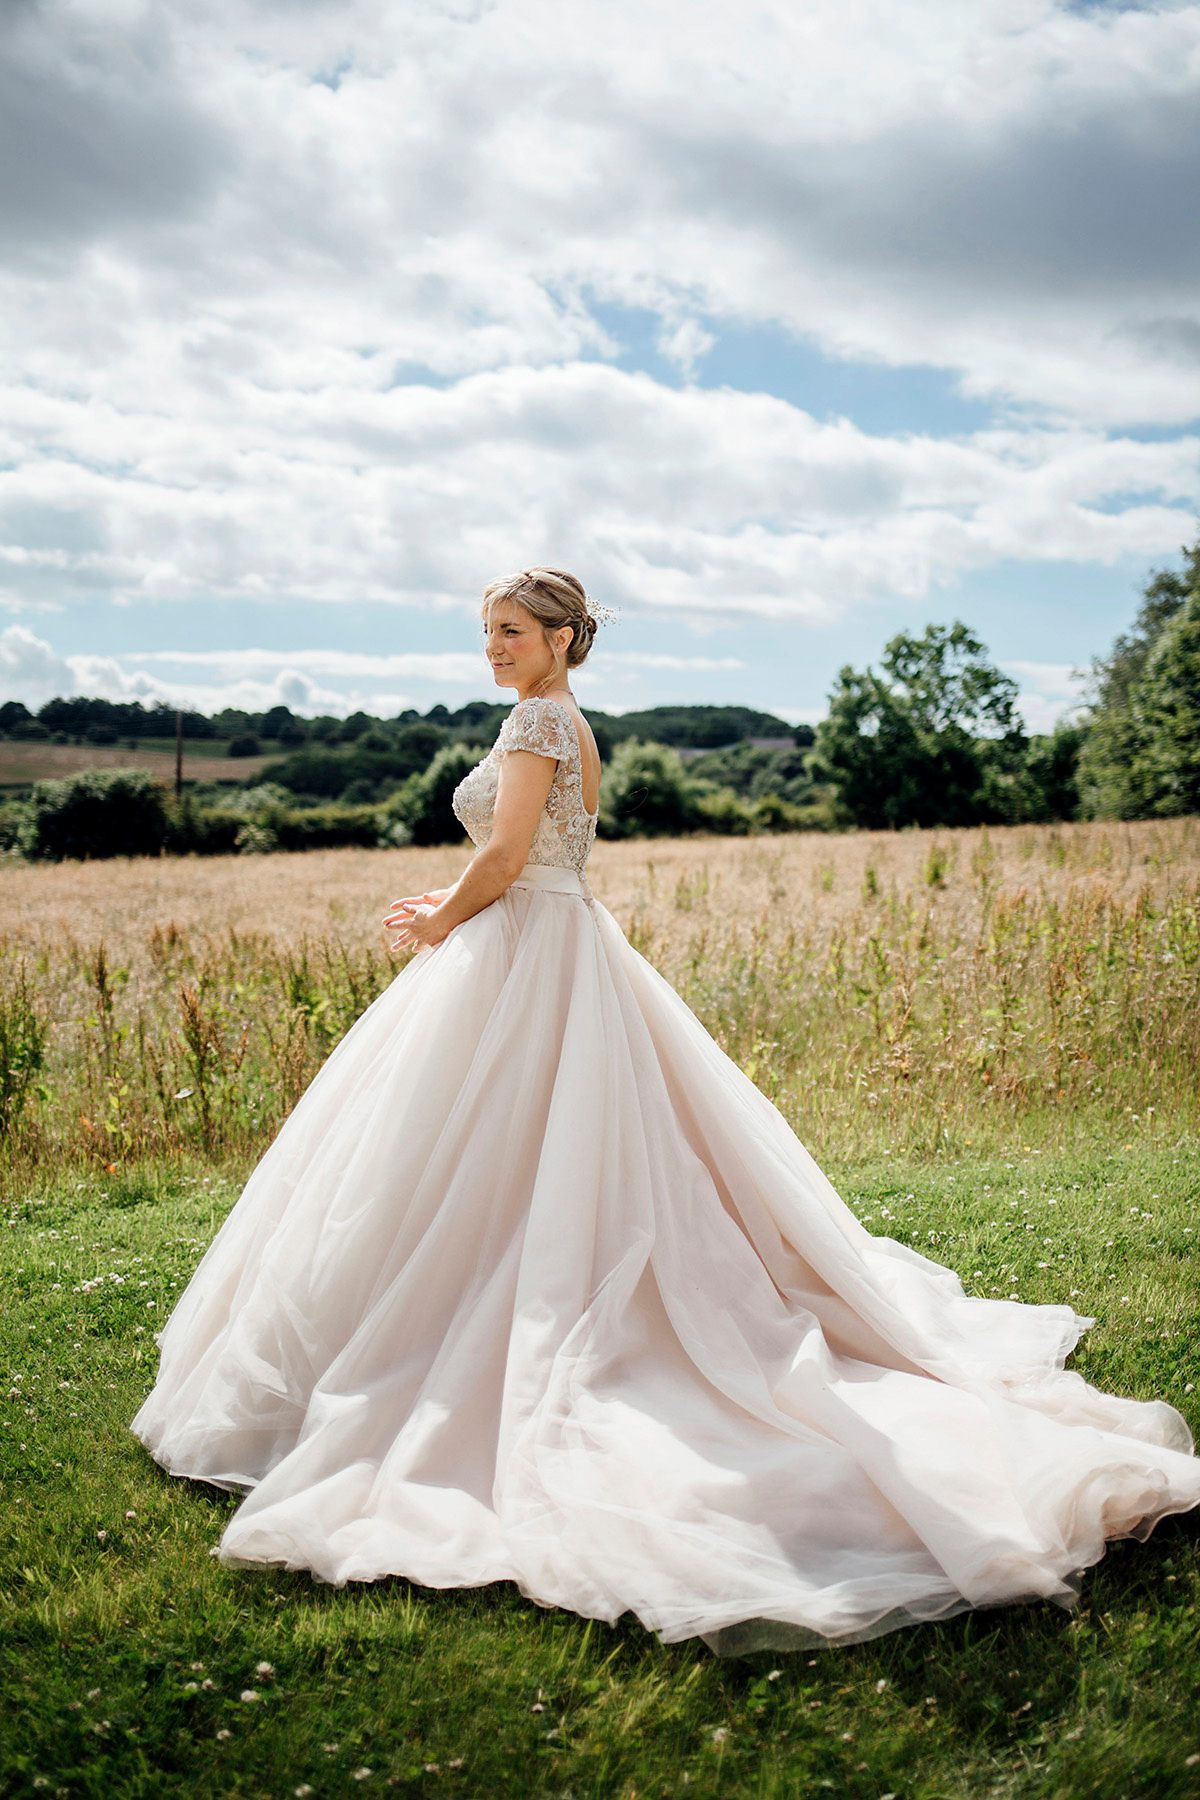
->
<box><xmin>497</xmin><ymin>698</ymin><xmax>577</xmax><ymax>765</ymax></box>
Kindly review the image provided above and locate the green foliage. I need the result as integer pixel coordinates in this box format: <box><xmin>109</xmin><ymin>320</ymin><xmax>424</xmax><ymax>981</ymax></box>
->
<box><xmin>685</xmin><ymin>739</ymin><xmax>817</xmax><ymax>807</ymax></box>
<box><xmin>20</xmin><ymin>768</ymin><xmax>171</xmax><ymax>862</ymax></box>
<box><xmin>387</xmin><ymin>742</ymin><xmax>484</xmax><ymax>845</ymax></box>
<box><xmin>264</xmin><ymin>721</ymin><xmax>453</xmax><ymax>804</ymax></box>
<box><xmin>1021</xmin><ymin>722</ymin><xmax>1085</xmax><ymax>822</ymax></box>
<box><xmin>1128</xmin><ymin>593</ymin><xmax>1200</xmax><ymax>815</ymax></box>
<box><xmin>598</xmin><ymin>739</ymin><xmax>703</xmax><ymax>838</ymax></box>
<box><xmin>1079</xmin><ymin>537</ymin><xmax>1200</xmax><ymax>820</ymax></box>
<box><xmin>0</xmin><ymin>954</ymin><xmax>45</xmax><ymax>1135</ymax></box>
<box><xmin>812</xmin><ymin>622</ymin><xmax>1028</xmax><ymax>830</ymax></box>
<box><xmin>599</xmin><ymin>702</ymin><xmax>802</xmax><ymax>750</ymax></box>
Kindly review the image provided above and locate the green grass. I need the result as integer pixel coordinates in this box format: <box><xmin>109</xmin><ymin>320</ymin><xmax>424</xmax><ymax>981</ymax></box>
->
<box><xmin>2</xmin><ymin>1142</ymin><xmax>1199</xmax><ymax>1799</ymax></box>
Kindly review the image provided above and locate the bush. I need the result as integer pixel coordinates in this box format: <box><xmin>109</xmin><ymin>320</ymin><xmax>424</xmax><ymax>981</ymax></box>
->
<box><xmin>598</xmin><ymin>739</ymin><xmax>702</xmax><ymax>838</ymax></box>
<box><xmin>387</xmin><ymin>743</ymin><xmax>483</xmax><ymax>845</ymax></box>
<box><xmin>228</xmin><ymin>734</ymin><xmax>261</xmax><ymax>758</ymax></box>
<box><xmin>20</xmin><ymin>768</ymin><xmax>170</xmax><ymax>861</ymax></box>
<box><xmin>164</xmin><ymin>797</ymin><xmax>242</xmax><ymax>857</ymax></box>
<box><xmin>271</xmin><ymin>805</ymin><xmax>383</xmax><ymax>851</ymax></box>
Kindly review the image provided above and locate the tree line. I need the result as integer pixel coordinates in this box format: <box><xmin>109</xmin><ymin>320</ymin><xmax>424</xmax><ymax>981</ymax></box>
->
<box><xmin>1</xmin><ymin>533</ymin><xmax>1197</xmax><ymax>858</ymax></box>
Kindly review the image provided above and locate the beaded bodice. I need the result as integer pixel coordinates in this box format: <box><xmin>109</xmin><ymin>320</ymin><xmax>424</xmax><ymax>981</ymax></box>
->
<box><xmin>452</xmin><ymin>696</ymin><xmax>598</xmax><ymax>879</ymax></box>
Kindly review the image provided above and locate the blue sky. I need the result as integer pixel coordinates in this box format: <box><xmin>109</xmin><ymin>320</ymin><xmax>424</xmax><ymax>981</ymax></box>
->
<box><xmin>2</xmin><ymin>0</ymin><xmax>1198</xmax><ymax>734</ymax></box>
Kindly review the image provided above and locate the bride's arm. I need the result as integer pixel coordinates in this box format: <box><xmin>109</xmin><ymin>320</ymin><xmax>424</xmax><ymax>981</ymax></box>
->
<box><xmin>384</xmin><ymin>750</ymin><xmax>556</xmax><ymax>950</ymax></box>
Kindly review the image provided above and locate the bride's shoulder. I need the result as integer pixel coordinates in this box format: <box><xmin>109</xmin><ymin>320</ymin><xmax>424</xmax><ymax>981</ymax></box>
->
<box><xmin>499</xmin><ymin>696</ymin><xmax>577</xmax><ymax>759</ymax></box>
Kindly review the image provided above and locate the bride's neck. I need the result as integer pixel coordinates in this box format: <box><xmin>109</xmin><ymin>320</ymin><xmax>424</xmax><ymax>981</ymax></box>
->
<box><xmin>517</xmin><ymin>680</ymin><xmax>573</xmax><ymax>703</ymax></box>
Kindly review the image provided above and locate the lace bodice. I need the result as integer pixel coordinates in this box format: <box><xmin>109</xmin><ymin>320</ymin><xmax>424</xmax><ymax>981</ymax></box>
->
<box><xmin>453</xmin><ymin>696</ymin><xmax>598</xmax><ymax>880</ymax></box>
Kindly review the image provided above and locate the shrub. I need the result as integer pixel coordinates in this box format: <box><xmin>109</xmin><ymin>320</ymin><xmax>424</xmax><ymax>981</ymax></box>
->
<box><xmin>228</xmin><ymin>734</ymin><xmax>261</xmax><ymax>758</ymax></box>
<box><xmin>271</xmin><ymin>805</ymin><xmax>383</xmax><ymax>851</ymax></box>
<box><xmin>165</xmin><ymin>797</ymin><xmax>242</xmax><ymax>857</ymax></box>
<box><xmin>20</xmin><ymin>768</ymin><xmax>170</xmax><ymax>861</ymax></box>
<box><xmin>598</xmin><ymin>739</ymin><xmax>702</xmax><ymax>838</ymax></box>
<box><xmin>387</xmin><ymin>743</ymin><xmax>483</xmax><ymax>845</ymax></box>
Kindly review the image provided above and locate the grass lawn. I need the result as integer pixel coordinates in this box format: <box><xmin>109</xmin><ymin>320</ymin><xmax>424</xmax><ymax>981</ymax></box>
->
<box><xmin>3</xmin><ymin>1140</ymin><xmax>1198</xmax><ymax>1800</ymax></box>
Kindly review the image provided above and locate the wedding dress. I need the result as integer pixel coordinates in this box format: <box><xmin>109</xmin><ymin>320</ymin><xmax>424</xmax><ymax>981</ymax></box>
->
<box><xmin>133</xmin><ymin>695</ymin><xmax>1200</xmax><ymax>1652</ymax></box>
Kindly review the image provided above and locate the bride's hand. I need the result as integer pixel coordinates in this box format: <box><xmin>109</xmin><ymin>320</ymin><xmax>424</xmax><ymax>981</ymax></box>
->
<box><xmin>383</xmin><ymin>890</ymin><xmax>441</xmax><ymax>928</ymax></box>
<box><xmin>383</xmin><ymin>892</ymin><xmax>448</xmax><ymax>952</ymax></box>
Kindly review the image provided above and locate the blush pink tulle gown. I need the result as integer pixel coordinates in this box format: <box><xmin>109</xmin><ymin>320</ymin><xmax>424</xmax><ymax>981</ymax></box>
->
<box><xmin>133</xmin><ymin>695</ymin><xmax>1200</xmax><ymax>1653</ymax></box>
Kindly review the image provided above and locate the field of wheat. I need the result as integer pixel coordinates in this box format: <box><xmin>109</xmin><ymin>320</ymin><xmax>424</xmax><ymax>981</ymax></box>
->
<box><xmin>1</xmin><ymin>817</ymin><xmax>1197</xmax><ymax>1180</ymax></box>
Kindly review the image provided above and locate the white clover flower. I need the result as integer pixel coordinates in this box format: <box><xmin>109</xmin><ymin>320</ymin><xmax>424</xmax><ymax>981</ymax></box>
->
<box><xmin>255</xmin><ymin>1661</ymin><xmax>274</xmax><ymax>1677</ymax></box>
<box><xmin>239</xmin><ymin>1689</ymin><xmax>259</xmax><ymax>1703</ymax></box>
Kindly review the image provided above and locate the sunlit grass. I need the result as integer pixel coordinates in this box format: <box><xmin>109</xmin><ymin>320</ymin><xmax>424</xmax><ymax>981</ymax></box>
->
<box><xmin>3</xmin><ymin>1144</ymin><xmax>1199</xmax><ymax>1799</ymax></box>
<box><xmin>2</xmin><ymin>821</ymin><xmax>1200</xmax><ymax>1796</ymax></box>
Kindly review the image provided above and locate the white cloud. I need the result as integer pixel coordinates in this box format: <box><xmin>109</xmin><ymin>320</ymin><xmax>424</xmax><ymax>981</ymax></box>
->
<box><xmin>1004</xmin><ymin>658</ymin><xmax>1090</xmax><ymax>733</ymax></box>
<box><xmin>0</xmin><ymin>361</ymin><xmax>1196</xmax><ymax>626</ymax></box>
<box><xmin>1</xmin><ymin>0</ymin><xmax>1199</xmax><ymax>658</ymax></box>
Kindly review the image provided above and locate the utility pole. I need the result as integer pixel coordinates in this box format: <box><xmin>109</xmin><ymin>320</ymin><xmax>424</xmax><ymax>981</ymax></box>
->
<box><xmin>175</xmin><ymin>708</ymin><xmax>183</xmax><ymax>800</ymax></box>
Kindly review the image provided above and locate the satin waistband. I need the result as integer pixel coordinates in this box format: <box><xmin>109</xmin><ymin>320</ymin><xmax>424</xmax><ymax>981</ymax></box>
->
<box><xmin>509</xmin><ymin>863</ymin><xmax>587</xmax><ymax>897</ymax></box>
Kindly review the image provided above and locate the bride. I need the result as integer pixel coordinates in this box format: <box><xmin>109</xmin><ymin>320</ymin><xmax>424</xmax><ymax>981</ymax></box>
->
<box><xmin>134</xmin><ymin>566</ymin><xmax>1200</xmax><ymax>1653</ymax></box>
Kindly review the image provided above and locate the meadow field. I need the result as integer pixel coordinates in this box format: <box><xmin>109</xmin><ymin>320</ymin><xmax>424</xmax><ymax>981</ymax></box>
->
<box><xmin>2</xmin><ymin>819</ymin><xmax>1199</xmax><ymax>1798</ymax></box>
<box><xmin>0</xmin><ymin>740</ymin><xmax>267</xmax><ymax>791</ymax></box>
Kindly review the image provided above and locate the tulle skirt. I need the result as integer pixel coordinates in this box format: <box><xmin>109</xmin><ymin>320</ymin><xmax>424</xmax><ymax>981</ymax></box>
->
<box><xmin>132</xmin><ymin>863</ymin><xmax>1200</xmax><ymax>1651</ymax></box>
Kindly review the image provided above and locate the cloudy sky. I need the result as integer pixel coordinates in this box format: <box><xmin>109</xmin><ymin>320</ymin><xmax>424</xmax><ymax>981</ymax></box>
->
<box><xmin>2</xmin><ymin>0</ymin><xmax>1199</xmax><ymax>730</ymax></box>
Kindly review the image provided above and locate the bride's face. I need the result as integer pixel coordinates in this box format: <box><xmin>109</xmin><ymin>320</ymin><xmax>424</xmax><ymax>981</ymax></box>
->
<box><xmin>483</xmin><ymin>602</ymin><xmax>568</xmax><ymax>693</ymax></box>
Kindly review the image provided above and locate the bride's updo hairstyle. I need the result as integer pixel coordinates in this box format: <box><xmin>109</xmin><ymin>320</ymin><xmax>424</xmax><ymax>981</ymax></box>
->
<box><xmin>482</xmin><ymin>567</ymin><xmax>598</xmax><ymax>669</ymax></box>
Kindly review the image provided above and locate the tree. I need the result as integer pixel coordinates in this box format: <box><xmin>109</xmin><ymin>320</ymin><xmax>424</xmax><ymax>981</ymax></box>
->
<box><xmin>387</xmin><ymin>743</ymin><xmax>484</xmax><ymax>845</ymax></box>
<box><xmin>811</xmin><ymin>622</ymin><xmax>1025</xmax><ymax>829</ymax></box>
<box><xmin>597</xmin><ymin>740</ymin><xmax>701</xmax><ymax>838</ymax></box>
<box><xmin>1078</xmin><ymin>535</ymin><xmax>1200</xmax><ymax>818</ymax></box>
<box><xmin>1123</xmin><ymin>593</ymin><xmax>1200</xmax><ymax>816</ymax></box>
<box><xmin>21</xmin><ymin>769</ymin><xmax>169</xmax><ymax>861</ymax></box>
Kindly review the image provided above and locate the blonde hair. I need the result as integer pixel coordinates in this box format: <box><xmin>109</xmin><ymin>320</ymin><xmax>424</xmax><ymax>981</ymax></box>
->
<box><xmin>481</xmin><ymin>567</ymin><xmax>598</xmax><ymax>672</ymax></box>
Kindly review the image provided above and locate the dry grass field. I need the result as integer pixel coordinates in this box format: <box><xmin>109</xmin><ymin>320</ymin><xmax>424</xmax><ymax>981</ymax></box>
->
<box><xmin>1</xmin><ymin>816</ymin><xmax>1198</xmax><ymax>1176</ymax></box>
<box><xmin>0</xmin><ymin>741</ymin><xmax>267</xmax><ymax>788</ymax></box>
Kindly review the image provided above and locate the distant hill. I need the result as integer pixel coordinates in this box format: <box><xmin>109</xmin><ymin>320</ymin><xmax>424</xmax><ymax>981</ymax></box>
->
<box><xmin>0</xmin><ymin>692</ymin><xmax>813</xmax><ymax>804</ymax></box>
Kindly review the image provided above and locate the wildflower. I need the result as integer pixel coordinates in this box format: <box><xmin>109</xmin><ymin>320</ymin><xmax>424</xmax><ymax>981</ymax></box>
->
<box><xmin>255</xmin><ymin>1661</ymin><xmax>274</xmax><ymax>1678</ymax></box>
<box><xmin>767</xmin><ymin>1669</ymin><xmax>782</xmax><ymax>1682</ymax></box>
<box><xmin>96</xmin><ymin>1530</ymin><xmax>107</xmax><ymax>1543</ymax></box>
<box><xmin>126</xmin><ymin>1511</ymin><xmax>137</xmax><ymax>1520</ymax></box>
<box><xmin>239</xmin><ymin>1689</ymin><xmax>259</xmax><ymax>1703</ymax></box>
<box><xmin>295</xmin><ymin>1789</ymin><xmax>314</xmax><ymax>1798</ymax></box>
<box><xmin>202</xmin><ymin>1679</ymin><xmax>216</xmax><ymax>1691</ymax></box>
<box><xmin>323</xmin><ymin>1744</ymin><xmax>339</xmax><ymax>1754</ymax></box>
<box><xmin>216</xmin><ymin>1729</ymin><xmax>231</xmax><ymax>1741</ymax></box>
<box><xmin>710</xmin><ymin>1727</ymin><xmax>729</xmax><ymax>1745</ymax></box>
<box><xmin>353</xmin><ymin>1771</ymin><xmax>373</xmax><ymax>1782</ymax></box>
<box><xmin>183</xmin><ymin>1682</ymin><xmax>198</xmax><ymax>1694</ymax></box>
<box><xmin>875</xmin><ymin>1678</ymin><xmax>888</xmax><ymax>1693</ymax></box>
<box><xmin>448</xmin><ymin>1760</ymin><xmax>464</xmax><ymax>1770</ymax></box>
